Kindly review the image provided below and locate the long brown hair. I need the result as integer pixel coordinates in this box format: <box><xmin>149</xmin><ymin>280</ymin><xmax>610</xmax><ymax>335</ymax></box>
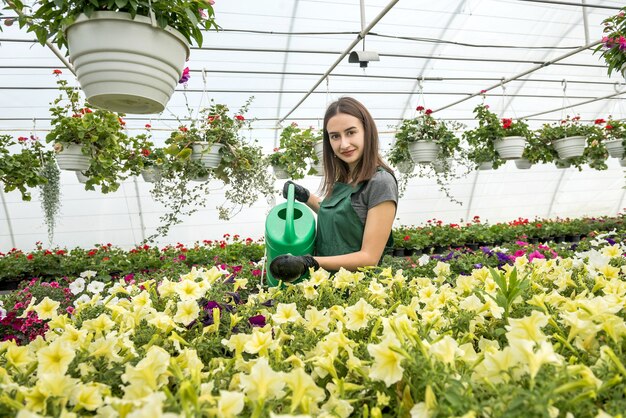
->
<box><xmin>320</xmin><ymin>97</ymin><xmax>393</xmax><ymax>197</ymax></box>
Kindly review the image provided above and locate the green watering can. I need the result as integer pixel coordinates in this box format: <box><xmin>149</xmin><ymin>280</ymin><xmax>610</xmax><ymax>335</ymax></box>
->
<box><xmin>265</xmin><ymin>183</ymin><xmax>316</xmax><ymax>286</ymax></box>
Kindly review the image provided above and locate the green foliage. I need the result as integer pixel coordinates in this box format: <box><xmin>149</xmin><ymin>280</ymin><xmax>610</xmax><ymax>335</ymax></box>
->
<box><xmin>486</xmin><ymin>267</ymin><xmax>529</xmax><ymax>322</ymax></box>
<box><xmin>9</xmin><ymin>0</ymin><xmax>218</xmax><ymax>49</ymax></box>
<box><xmin>46</xmin><ymin>75</ymin><xmax>150</xmax><ymax>193</ymax></box>
<box><xmin>269</xmin><ymin>123</ymin><xmax>321</xmax><ymax>180</ymax></box>
<box><xmin>593</xmin><ymin>7</ymin><xmax>626</xmax><ymax>77</ymax></box>
<box><xmin>462</xmin><ymin>103</ymin><xmax>506</xmax><ymax>169</ymax></box>
<box><xmin>0</xmin><ymin>134</ymin><xmax>50</xmax><ymax>201</ymax></box>
<box><xmin>39</xmin><ymin>158</ymin><xmax>61</xmax><ymax>244</ymax></box>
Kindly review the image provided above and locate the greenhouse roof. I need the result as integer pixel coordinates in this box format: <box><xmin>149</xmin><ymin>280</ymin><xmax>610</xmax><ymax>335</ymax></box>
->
<box><xmin>1</xmin><ymin>0</ymin><xmax>625</xmax><ymax>250</ymax></box>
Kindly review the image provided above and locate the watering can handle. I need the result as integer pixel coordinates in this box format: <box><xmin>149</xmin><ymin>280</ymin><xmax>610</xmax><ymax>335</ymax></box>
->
<box><xmin>285</xmin><ymin>183</ymin><xmax>295</xmax><ymax>244</ymax></box>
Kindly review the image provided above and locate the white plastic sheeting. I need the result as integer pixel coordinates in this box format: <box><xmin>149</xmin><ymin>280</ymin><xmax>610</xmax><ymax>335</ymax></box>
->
<box><xmin>1</xmin><ymin>0</ymin><xmax>625</xmax><ymax>250</ymax></box>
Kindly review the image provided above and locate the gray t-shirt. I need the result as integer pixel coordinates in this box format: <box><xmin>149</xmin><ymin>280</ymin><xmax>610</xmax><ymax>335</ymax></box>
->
<box><xmin>351</xmin><ymin>169</ymin><xmax>398</xmax><ymax>225</ymax></box>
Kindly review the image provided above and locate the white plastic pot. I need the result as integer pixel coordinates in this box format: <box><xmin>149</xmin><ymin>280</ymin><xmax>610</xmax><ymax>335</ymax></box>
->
<box><xmin>477</xmin><ymin>161</ymin><xmax>493</xmax><ymax>171</ymax></box>
<box><xmin>552</xmin><ymin>136</ymin><xmax>586</xmax><ymax>160</ymax></box>
<box><xmin>408</xmin><ymin>141</ymin><xmax>439</xmax><ymax>163</ymax></box>
<box><xmin>273</xmin><ymin>165</ymin><xmax>289</xmax><ymax>179</ymax></box>
<box><xmin>55</xmin><ymin>143</ymin><xmax>90</xmax><ymax>172</ymax></box>
<box><xmin>494</xmin><ymin>136</ymin><xmax>526</xmax><ymax>160</ymax></box>
<box><xmin>604</xmin><ymin>139</ymin><xmax>624</xmax><ymax>159</ymax></box>
<box><xmin>514</xmin><ymin>158</ymin><xmax>532</xmax><ymax>169</ymax></box>
<box><xmin>75</xmin><ymin>171</ymin><xmax>89</xmax><ymax>184</ymax></box>
<box><xmin>191</xmin><ymin>143</ymin><xmax>224</xmax><ymax>169</ymax></box>
<box><xmin>141</xmin><ymin>166</ymin><xmax>162</xmax><ymax>183</ymax></box>
<box><xmin>66</xmin><ymin>12</ymin><xmax>190</xmax><ymax>114</ymax></box>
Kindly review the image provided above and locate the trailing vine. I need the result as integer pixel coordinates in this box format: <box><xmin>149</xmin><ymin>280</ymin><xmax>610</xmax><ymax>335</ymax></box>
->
<box><xmin>39</xmin><ymin>158</ymin><xmax>61</xmax><ymax>245</ymax></box>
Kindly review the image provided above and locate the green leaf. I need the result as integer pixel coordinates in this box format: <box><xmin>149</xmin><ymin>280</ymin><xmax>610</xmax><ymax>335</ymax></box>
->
<box><xmin>115</xmin><ymin>0</ymin><xmax>128</xmax><ymax>8</ymax></box>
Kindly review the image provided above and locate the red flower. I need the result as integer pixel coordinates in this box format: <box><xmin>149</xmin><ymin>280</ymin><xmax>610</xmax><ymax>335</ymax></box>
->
<box><xmin>416</xmin><ymin>105</ymin><xmax>425</xmax><ymax>111</ymax></box>
<box><xmin>118</xmin><ymin>118</ymin><xmax>126</xmax><ymax>126</ymax></box>
<box><xmin>502</xmin><ymin>118</ymin><xmax>513</xmax><ymax>129</ymax></box>
<box><xmin>403</xmin><ymin>235</ymin><xmax>410</xmax><ymax>241</ymax></box>
<box><xmin>17</xmin><ymin>136</ymin><xmax>28</xmax><ymax>142</ymax></box>
<box><xmin>594</xmin><ymin>118</ymin><xmax>606</xmax><ymax>125</ymax></box>
<box><xmin>235</xmin><ymin>115</ymin><xmax>245</xmax><ymax>121</ymax></box>
<box><xmin>425</xmin><ymin>109</ymin><xmax>433</xmax><ymax>115</ymax></box>
<box><xmin>606</xmin><ymin>124</ymin><xmax>614</xmax><ymax>130</ymax></box>
<box><xmin>102</xmin><ymin>257</ymin><xmax>110</xmax><ymax>261</ymax></box>
<box><xmin>145</xmin><ymin>123</ymin><xmax>152</xmax><ymax>129</ymax></box>
<box><xmin>141</xmin><ymin>148</ymin><xmax>151</xmax><ymax>157</ymax></box>
<box><xmin>179</xmin><ymin>126</ymin><xmax>188</xmax><ymax>132</ymax></box>
<box><xmin>26</xmin><ymin>254</ymin><xmax>33</xmax><ymax>260</ymax></box>
<box><xmin>53</xmin><ymin>69</ymin><xmax>62</xmax><ymax>75</ymax></box>
<box><xmin>88</xmin><ymin>250</ymin><xmax>97</xmax><ymax>256</ymax></box>
<box><xmin>480</xmin><ymin>89</ymin><xmax>487</xmax><ymax>94</ymax></box>
<box><xmin>56</xmin><ymin>250</ymin><xmax>66</xmax><ymax>255</ymax></box>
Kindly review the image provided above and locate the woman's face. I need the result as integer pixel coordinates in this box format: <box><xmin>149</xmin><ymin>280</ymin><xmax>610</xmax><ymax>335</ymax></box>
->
<box><xmin>326</xmin><ymin>112</ymin><xmax>365</xmax><ymax>171</ymax></box>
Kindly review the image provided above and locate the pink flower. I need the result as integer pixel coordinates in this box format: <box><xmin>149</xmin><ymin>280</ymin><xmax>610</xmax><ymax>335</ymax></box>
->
<box><xmin>179</xmin><ymin>67</ymin><xmax>191</xmax><ymax>84</ymax></box>
<box><xmin>514</xmin><ymin>250</ymin><xmax>526</xmax><ymax>257</ymax></box>
<box><xmin>528</xmin><ymin>250</ymin><xmax>545</xmax><ymax>262</ymax></box>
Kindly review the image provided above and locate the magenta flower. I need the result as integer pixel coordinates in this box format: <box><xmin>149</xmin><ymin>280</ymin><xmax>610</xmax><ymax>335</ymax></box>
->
<box><xmin>179</xmin><ymin>67</ymin><xmax>190</xmax><ymax>84</ymax></box>
<box><xmin>528</xmin><ymin>250</ymin><xmax>545</xmax><ymax>262</ymax></box>
<box><xmin>619</xmin><ymin>36</ymin><xmax>626</xmax><ymax>50</ymax></box>
<box><xmin>514</xmin><ymin>250</ymin><xmax>526</xmax><ymax>258</ymax></box>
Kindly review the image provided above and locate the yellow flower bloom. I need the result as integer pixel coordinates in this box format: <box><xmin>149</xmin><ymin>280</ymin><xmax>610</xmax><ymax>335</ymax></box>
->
<box><xmin>433</xmin><ymin>261</ymin><xmax>451</xmax><ymax>278</ymax></box>
<box><xmin>173</xmin><ymin>300</ymin><xmax>200</xmax><ymax>326</ymax></box>
<box><xmin>304</xmin><ymin>307</ymin><xmax>330</xmax><ymax>332</ymax></box>
<box><xmin>122</xmin><ymin>346</ymin><xmax>170</xmax><ymax>392</ymax></box>
<box><xmin>601</xmin><ymin>244</ymin><xmax>622</xmax><ymax>258</ymax></box>
<box><xmin>344</xmin><ymin>298</ymin><xmax>375</xmax><ymax>331</ymax></box>
<box><xmin>5</xmin><ymin>342</ymin><xmax>34</xmax><ymax>369</ymax></box>
<box><xmin>222</xmin><ymin>333</ymin><xmax>249</xmax><ymax>356</ymax></box>
<box><xmin>217</xmin><ymin>390</ymin><xmax>245</xmax><ymax>417</ymax></box>
<box><xmin>239</xmin><ymin>357</ymin><xmax>286</xmax><ymax>401</ymax></box>
<box><xmin>300</xmin><ymin>280</ymin><xmax>319</xmax><ymax>300</ymax></box>
<box><xmin>23</xmin><ymin>386</ymin><xmax>47</xmax><ymax>413</ymax></box>
<box><xmin>429</xmin><ymin>335</ymin><xmax>461</xmax><ymax>365</ymax></box>
<box><xmin>33</xmin><ymin>297</ymin><xmax>60</xmax><ymax>321</ymax></box>
<box><xmin>89</xmin><ymin>333</ymin><xmax>123</xmax><ymax>363</ymax></box>
<box><xmin>598</xmin><ymin>264</ymin><xmax>620</xmax><ymax>280</ymax></box>
<box><xmin>157</xmin><ymin>278</ymin><xmax>177</xmax><ymax>298</ymax></box>
<box><xmin>37</xmin><ymin>339</ymin><xmax>75</xmax><ymax>376</ymax></box>
<box><xmin>37</xmin><ymin>372</ymin><xmax>77</xmax><ymax>397</ymax></box>
<box><xmin>71</xmin><ymin>383</ymin><xmax>105</xmax><ymax>411</ymax></box>
<box><xmin>285</xmin><ymin>367</ymin><xmax>325</xmax><ymax>412</ymax></box>
<box><xmin>82</xmin><ymin>314</ymin><xmax>116</xmax><ymax>336</ymax></box>
<box><xmin>175</xmin><ymin>279</ymin><xmax>204</xmax><ymax>301</ymax></box>
<box><xmin>505</xmin><ymin>311</ymin><xmax>549</xmax><ymax>344</ymax></box>
<box><xmin>273</xmin><ymin>303</ymin><xmax>303</xmax><ymax>325</ymax></box>
<box><xmin>199</xmin><ymin>266</ymin><xmax>226</xmax><ymax>285</ymax></box>
<box><xmin>244</xmin><ymin>327</ymin><xmax>277</xmax><ymax>356</ymax></box>
<box><xmin>367</xmin><ymin>335</ymin><xmax>405</xmax><ymax>387</ymax></box>
<box><xmin>309</xmin><ymin>268</ymin><xmax>330</xmax><ymax>286</ymax></box>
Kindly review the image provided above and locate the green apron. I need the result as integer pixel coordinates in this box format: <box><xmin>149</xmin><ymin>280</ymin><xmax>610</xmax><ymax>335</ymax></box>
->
<box><xmin>316</xmin><ymin>180</ymin><xmax>394</xmax><ymax>260</ymax></box>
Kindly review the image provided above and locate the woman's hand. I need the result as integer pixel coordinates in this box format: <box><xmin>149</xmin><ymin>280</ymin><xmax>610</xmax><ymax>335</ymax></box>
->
<box><xmin>269</xmin><ymin>254</ymin><xmax>319</xmax><ymax>282</ymax></box>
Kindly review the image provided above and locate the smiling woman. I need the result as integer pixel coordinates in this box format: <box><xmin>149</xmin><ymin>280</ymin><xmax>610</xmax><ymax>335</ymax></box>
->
<box><xmin>269</xmin><ymin>97</ymin><xmax>399</xmax><ymax>281</ymax></box>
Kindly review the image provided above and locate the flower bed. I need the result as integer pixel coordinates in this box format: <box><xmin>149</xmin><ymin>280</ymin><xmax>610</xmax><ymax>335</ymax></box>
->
<box><xmin>0</xmin><ymin>234</ymin><xmax>625</xmax><ymax>416</ymax></box>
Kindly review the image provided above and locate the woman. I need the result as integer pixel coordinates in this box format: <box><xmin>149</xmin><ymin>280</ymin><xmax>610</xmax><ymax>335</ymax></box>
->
<box><xmin>270</xmin><ymin>97</ymin><xmax>398</xmax><ymax>282</ymax></box>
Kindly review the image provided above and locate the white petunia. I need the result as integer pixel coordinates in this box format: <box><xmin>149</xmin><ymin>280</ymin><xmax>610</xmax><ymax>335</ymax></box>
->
<box><xmin>69</xmin><ymin>278</ymin><xmax>86</xmax><ymax>295</ymax></box>
<box><xmin>86</xmin><ymin>280</ymin><xmax>105</xmax><ymax>294</ymax></box>
<box><xmin>80</xmin><ymin>270</ymin><xmax>98</xmax><ymax>279</ymax></box>
<box><xmin>74</xmin><ymin>294</ymin><xmax>92</xmax><ymax>307</ymax></box>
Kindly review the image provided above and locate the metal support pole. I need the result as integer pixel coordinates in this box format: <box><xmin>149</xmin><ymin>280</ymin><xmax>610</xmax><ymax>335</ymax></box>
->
<box><xmin>133</xmin><ymin>177</ymin><xmax>146</xmax><ymax>242</ymax></box>
<box><xmin>0</xmin><ymin>190</ymin><xmax>16</xmax><ymax>248</ymax></box>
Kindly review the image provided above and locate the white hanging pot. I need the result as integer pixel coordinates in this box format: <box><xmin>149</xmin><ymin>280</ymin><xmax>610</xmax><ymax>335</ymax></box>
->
<box><xmin>55</xmin><ymin>143</ymin><xmax>90</xmax><ymax>172</ymax></box>
<box><xmin>75</xmin><ymin>171</ymin><xmax>89</xmax><ymax>183</ymax></box>
<box><xmin>514</xmin><ymin>158</ymin><xmax>532</xmax><ymax>169</ymax></box>
<box><xmin>65</xmin><ymin>11</ymin><xmax>190</xmax><ymax>114</ymax></box>
<box><xmin>477</xmin><ymin>161</ymin><xmax>493</xmax><ymax>171</ymax></box>
<box><xmin>555</xmin><ymin>159</ymin><xmax>571</xmax><ymax>169</ymax></box>
<box><xmin>395</xmin><ymin>159</ymin><xmax>415</xmax><ymax>174</ymax></box>
<box><xmin>493</xmin><ymin>136</ymin><xmax>526</xmax><ymax>160</ymax></box>
<box><xmin>190</xmin><ymin>143</ymin><xmax>223</xmax><ymax>169</ymax></box>
<box><xmin>604</xmin><ymin>139</ymin><xmax>624</xmax><ymax>159</ymax></box>
<box><xmin>273</xmin><ymin>165</ymin><xmax>289</xmax><ymax>179</ymax></box>
<box><xmin>141</xmin><ymin>166</ymin><xmax>162</xmax><ymax>183</ymax></box>
<box><xmin>431</xmin><ymin>158</ymin><xmax>453</xmax><ymax>173</ymax></box>
<box><xmin>311</xmin><ymin>141</ymin><xmax>324</xmax><ymax>177</ymax></box>
<box><xmin>620</xmin><ymin>158</ymin><xmax>626</xmax><ymax>167</ymax></box>
<box><xmin>408</xmin><ymin>140</ymin><xmax>439</xmax><ymax>163</ymax></box>
<box><xmin>552</xmin><ymin>136</ymin><xmax>586</xmax><ymax>159</ymax></box>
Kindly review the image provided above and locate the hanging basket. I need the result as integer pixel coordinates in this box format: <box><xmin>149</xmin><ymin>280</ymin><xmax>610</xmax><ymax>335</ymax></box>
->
<box><xmin>75</xmin><ymin>171</ymin><xmax>89</xmax><ymax>184</ymax></box>
<box><xmin>141</xmin><ymin>166</ymin><xmax>162</xmax><ymax>183</ymax></box>
<box><xmin>431</xmin><ymin>158</ymin><xmax>453</xmax><ymax>173</ymax></box>
<box><xmin>493</xmin><ymin>136</ymin><xmax>526</xmax><ymax>160</ymax></box>
<box><xmin>273</xmin><ymin>165</ymin><xmax>289</xmax><ymax>179</ymax></box>
<box><xmin>55</xmin><ymin>143</ymin><xmax>90</xmax><ymax>172</ymax></box>
<box><xmin>552</xmin><ymin>136</ymin><xmax>586</xmax><ymax>160</ymax></box>
<box><xmin>477</xmin><ymin>161</ymin><xmax>493</xmax><ymax>171</ymax></box>
<box><xmin>555</xmin><ymin>159</ymin><xmax>571</xmax><ymax>169</ymax></box>
<box><xmin>604</xmin><ymin>139</ymin><xmax>625</xmax><ymax>159</ymax></box>
<box><xmin>395</xmin><ymin>159</ymin><xmax>415</xmax><ymax>174</ymax></box>
<box><xmin>514</xmin><ymin>158</ymin><xmax>532</xmax><ymax>169</ymax></box>
<box><xmin>190</xmin><ymin>143</ymin><xmax>223</xmax><ymax>169</ymax></box>
<box><xmin>66</xmin><ymin>12</ymin><xmax>190</xmax><ymax>114</ymax></box>
<box><xmin>408</xmin><ymin>140</ymin><xmax>440</xmax><ymax>163</ymax></box>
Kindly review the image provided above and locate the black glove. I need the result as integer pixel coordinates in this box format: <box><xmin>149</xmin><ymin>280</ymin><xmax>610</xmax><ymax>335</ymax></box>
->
<box><xmin>283</xmin><ymin>181</ymin><xmax>310</xmax><ymax>203</ymax></box>
<box><xmin>269</xmin><ymin>254</ymin><xmax>319</xmax><ymax>282</ymax></box>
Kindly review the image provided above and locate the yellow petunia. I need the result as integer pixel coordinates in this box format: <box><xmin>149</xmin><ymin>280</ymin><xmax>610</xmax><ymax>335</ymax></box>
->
<box><xmin>33</xmin><ymin>297</ymin><xmax>60</xmax><ymax>321</ymax></box>
<box><xmin>239</xmin><ymin>357</ymin><xmax>286</xmax><ymax>401</ymax></box>
<box><xmin>37</xmin><ymin>339</ymin><xmax>75</xmax><ymax>376</ymax></box>
<box><xmin>6</xmin><ymin>342</ymin><xmax>34</xmax><ymax>369</ymax></box>
<box><xmin>82</xmin><ymin>314</ymin><xmax>116</xmax><ymax>336</ymax></box>
<box><xmin>344</xmin><ymin>298</ymin><xmax>375</xmax><ymax>331</ymax></box>
<box><xmin>173</xmin><ymin>300</ymin><xmax>200</xmax><ymax>326</ymax></box>
<box><xmin>217</xmin><ymin>390</ymin><xmax>245</xmax><ymax>417</ymax></box>
<box><xmin>285</xmin><ymin>367</ymin><xmax>325</xmax><ymax>412</ymax></box>
<box><xmin>272</xmin><ymin>303</ymin><xmax>303</xmax><ymax>325</ymax></box>
<box><xmin>71</xmin><ymin>382</ymin><xmax>105</xmax><ymax>411</ymax></box>
<box><xmin>367</xmin><ymin>335</ymin><xmax>405</xmax><ymax>387</ymax></box>
<box><xmin>175</xmin><ymin>280</ymin><xmax>204</xmax><ymax>301</ymax></box>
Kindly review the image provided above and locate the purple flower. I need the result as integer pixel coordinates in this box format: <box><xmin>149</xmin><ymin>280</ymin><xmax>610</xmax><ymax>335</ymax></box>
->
<box><xmin>607</xmin><ymin>238</ymin><xmax>616</xmax><ymax>245</ymax></box>
<box><xmin>474</xmin><ymin>263</ymin><xmax>483</xmax><ymax>269</ymax></box>
<box><xmin>249</xmin><ymin>315</ymin><xmax>266</xmax><ymax>327</ymax></box>
<box><xmin>204</xmin><ymin>300</ymin><xmax>220</xmax><ymax>311</ymax></box>
<box><xmin>178</xmin><ymin>67</ymin><xmax>190</xmax><ymax>84</ymax></box>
